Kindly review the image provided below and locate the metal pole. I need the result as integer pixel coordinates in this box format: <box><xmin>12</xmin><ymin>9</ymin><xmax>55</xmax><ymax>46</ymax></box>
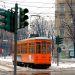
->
<box><xmin>71</xmin><ymin>0</ymin><xmax>75</xmax><ymax>58</ymax></box>
<box><xmin>57</xmin><ymin>45</ymin><xmax>59</xmax><ymax>66</ymax></box>
<box><xmin>51</xmin><ymin>24</ymin><xmax>54</xmax><ymax>60</ymax></box>
<box><xmin>14</xmin><ymin>3</ymin><xmax>18</xmax><ymax>75</ymax></box>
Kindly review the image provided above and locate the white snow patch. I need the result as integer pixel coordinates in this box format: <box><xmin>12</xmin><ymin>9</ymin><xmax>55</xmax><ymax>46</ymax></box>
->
<box><xmin>51</xmin><ymin>62</ymin><xmax>75</xmax><ymax>68</ymax></box>
<box><xmin>0</xmin><ymin>56</ymin><xmax>75</xmax><ymax>69</ymax></box>
<box><xmin>0</xmin><ymin>56</ymin><xmax>12</xmax><ymax>62</ymax></box>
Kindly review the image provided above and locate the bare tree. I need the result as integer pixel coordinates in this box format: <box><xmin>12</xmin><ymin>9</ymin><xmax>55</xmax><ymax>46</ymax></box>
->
<box><xmin>17</xmin><ymin>27</ymin><xmax>28</xmax><ymax>40</ymax></box>
<box><xmin>64</xmin><ymin>0</ymin><xmax>75</xmax><ymax>57</ymax></box>
<box><xmin>30</xmin><ymin>16</ymin><xmax>53</xmax><ymax>37</ymax></box>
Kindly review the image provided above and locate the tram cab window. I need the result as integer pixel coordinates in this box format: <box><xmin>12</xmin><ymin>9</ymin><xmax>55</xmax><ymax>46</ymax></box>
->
<box><xmin>47</xmin><ymin>42</ymin><xmax>51</xmax><ymax>53</ymax></box>
<box><xmin>42</xmin><ymin>46</ymin><xmax>46</xmax><ymax>54</ymax></box>
<box><xmin>47</xmin><ymin>46</ymin><xmax>51</xmax><ymax>53</ymax></box>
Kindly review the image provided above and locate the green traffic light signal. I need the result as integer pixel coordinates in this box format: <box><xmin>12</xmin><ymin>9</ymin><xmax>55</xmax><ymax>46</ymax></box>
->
<box><xmin>0</xmin><ymin>10</ymin><xmax>11</xmax><ymax>31</ymax></box>
<box><xmin>0</xmin><ymin>9</ymin><xmax>15</xmax><ymax>33</ymax></box>
<box><xmin>58</xmin><ymin>36</ymin><xmax>63</xmax><ymax>44</ymax></box>
<box><xmin>5</xmin><ymin>11</ymin><xmax>11</xmax><ymax>31</ymax></box>
<box><xmin>56</xmin><ymin>35</ymin><xmax>63</xmax><ymax>45</ymax></box>
<box><xmin>19</xmin><ymin>8</ymin><xmax>29</xmax><ymax>28</ymax></box>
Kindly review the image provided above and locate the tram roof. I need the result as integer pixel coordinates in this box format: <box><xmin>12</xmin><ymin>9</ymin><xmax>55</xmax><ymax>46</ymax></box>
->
<box><xmin>18</xmin><ymin>37</ymin><xmax>51</xmax><ymax>42</ymax></box>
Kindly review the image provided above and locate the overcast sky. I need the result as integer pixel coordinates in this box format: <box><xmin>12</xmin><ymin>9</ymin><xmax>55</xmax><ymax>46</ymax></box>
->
<box><xmin>0</xmin><ymin>0</ymin><xmax>55</xmax><ymax>20</ymax></box>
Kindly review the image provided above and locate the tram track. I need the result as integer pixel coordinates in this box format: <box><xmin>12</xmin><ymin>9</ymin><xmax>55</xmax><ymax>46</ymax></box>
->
<box><xmin>0</xmin><ymin>60</ymin><xmax>25</xmax><ymax>71</ymax></box>
<box><xmin>0</xmin><ymin>60</ymin><xmax>54</xmax><ymax>72</ymax></box>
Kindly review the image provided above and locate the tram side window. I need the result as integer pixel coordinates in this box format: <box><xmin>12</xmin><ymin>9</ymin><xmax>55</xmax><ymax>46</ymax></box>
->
<box><xmin>29</xmin><ymin>42</ymin><xmax>34</xmax><ymax>53</ymax></box>
<box><xmin>17</xmin><ymin>44</ymin><xmax>21</xmax><ymax>54</ymax></box>
<box><xmin>17</xmin><ymin>50</ymin><xmax>20</xmax><ymax>54</ymax></box>
<box><xmin>24</xmin><ymin>43</ymin><xmax>27</xmax><ymax>53</ymax></box>
<box><xmin>36</xmin><ymin>42</ymin><xmax>41</xmax><ymax>53</ymax></box>
<box><xmin>30</xmin><ymin>46</ymin><xmax>34</xmax><ymax>53</ymax></box>
<box><xmin>42</xmin><ymin>42</ymin><xmax>46</xmax><ymax>54</ymax></box>
<box><xmin>36</xmin><ymin>45</ymin><xmax>41</xmax><ymax>53</ymax></box>
<box><xmin>21</xmin><ymin>44</ymin><xmax>27</xmax><ymax>54</ymax></box>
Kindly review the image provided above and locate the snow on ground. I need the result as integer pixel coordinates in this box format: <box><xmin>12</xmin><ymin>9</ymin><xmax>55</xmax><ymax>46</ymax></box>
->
<box><xmin>51</xmin><ymin>62</ymin><xmax>75</xmax><ymax>68</ymax></box>
<box><xmin>0</xmin><ymin>56</ymin><xmax>12</xmax><ymax>62</ymax></box>
<box><xmin>0</xmin><ymin>56</ymin><xmax>75</xmax><ymax>69</ymax></box>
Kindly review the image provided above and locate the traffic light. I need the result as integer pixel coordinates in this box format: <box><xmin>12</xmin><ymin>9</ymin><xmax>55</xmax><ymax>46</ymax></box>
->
<box><xmin>56</xmin><ymin>35</ymin><xmax>63</xmax><ymax>45</ymax></box>
<box><xmin>0</xmin><ymin>10</ymin><xmax>11</xmax><ymax>31</ymax></box>
<box><xmin>19</xmin><ymin>8</ymin><xmax>29</xmax><ymax>28</ymax></box>
<box><xmin>0</xmin><ymin>9</ymin><xmax>15</xmax><ymax>33</ymax></box>
<box><xmin>57</xmin><ymin>47</ymin><xmax>62</xmax><ymax>53</ymax></box>
<box><xmin>10</xmin><ymin>10</ymin><xmax>15</xmax><ymax>33</ymax></box>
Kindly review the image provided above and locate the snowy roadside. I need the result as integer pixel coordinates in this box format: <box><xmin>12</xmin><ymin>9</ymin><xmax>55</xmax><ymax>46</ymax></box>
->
<box><xmin>0</xmin><ymin>56</ymin><xmax>12</xmax><ymax>63</ymax></box>
<box><xmin>0</xmin><ymin>56</ymin><xmax>75</xmax><ymax>70</ymax></box>
<box><xmin>51</xmin><ymin>62</ymin><xmax>75</xmax><ymax>68</ymax></box>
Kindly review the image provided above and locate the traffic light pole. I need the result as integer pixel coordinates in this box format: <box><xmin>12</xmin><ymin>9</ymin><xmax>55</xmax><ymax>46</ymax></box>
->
<box><xmin>56</xmin><ymin>35</ymin><xmax>63</xmax><ymax>66</ymax></box>
<box><xmin>57</xmin><ymin>45</ymin><xmax>60</xmax><ymax>66</ymax></box>
<box><xmin>14</xmin><ymin>3</ymin><xmax>18</xmax><ymax>75</ymax></box>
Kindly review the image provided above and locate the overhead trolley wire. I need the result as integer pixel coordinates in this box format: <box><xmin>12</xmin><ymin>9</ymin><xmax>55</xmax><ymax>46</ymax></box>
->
<box><xmin>0</xmin><ymin>1</ymin><xmax>55</xmax><ymax>8</ymax></box>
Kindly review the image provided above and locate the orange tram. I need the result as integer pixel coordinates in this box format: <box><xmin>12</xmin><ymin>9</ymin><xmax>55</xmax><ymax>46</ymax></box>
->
<box><xmin>12</xmin><ymin>37</ymin><xmax>52</xmax><ymax>69</ymax></box>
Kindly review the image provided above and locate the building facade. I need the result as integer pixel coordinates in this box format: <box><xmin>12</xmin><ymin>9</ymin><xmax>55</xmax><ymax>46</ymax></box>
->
<box><xmin>0</xmin><ymin>29</ymin><xmax>13</xmax><ymax>56</ymax></box>
<box><xmin>55</xmin><ymin>0</ymin><xmax>75</xmax><ymax>58</ymax></box>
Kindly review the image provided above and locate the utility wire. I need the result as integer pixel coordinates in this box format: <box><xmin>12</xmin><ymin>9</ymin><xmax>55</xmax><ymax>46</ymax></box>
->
<box><xmin>1</xmin><ymin>1</ymin><xmax>55</xmax><ymax>4</ymax></box>
<box><xmin>0</xmin><ymin>1</ymin><xmax>55</xmax><ymax>8</ymax></box>
<box><xmin>4</xmin><ymin>4</ymin><xmax>55</xmax><ymax>8</ymax></box>
<box><xmin>1</xmin><ymin>3</ymin><xmax>55</xmax><ymax>8</ymax></box>
<box><xmin>19</xmin><ymin>4</ymin><xmax>55</xmax><ymax>8</ymax></box>
<box><xmin>0</xmin><ymin>0</ymin><xmax>55</xmax><ymax>16</ymax></box>
<box><xmin>29</xmin><ymin>13</ymin><xmax>55</xmax><ymax>15</ymax></box>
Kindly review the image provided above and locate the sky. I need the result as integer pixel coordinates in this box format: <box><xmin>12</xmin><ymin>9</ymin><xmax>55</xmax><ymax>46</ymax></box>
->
<box><xmin>0</xmin><ymin>0</ymin><xmax>55</xmax><ymax>20</ymax></box>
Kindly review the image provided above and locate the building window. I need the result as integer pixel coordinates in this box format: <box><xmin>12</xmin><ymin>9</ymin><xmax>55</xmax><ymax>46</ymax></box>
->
<box><xmin>72</xmin><ymin>3</ymin><xmax>75</xmax><ymax>11</ymax></box>
<box><xmin>60</xmin><ymin>3</ymin><xmax>65</xmax><ymax>16</ymax></box>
